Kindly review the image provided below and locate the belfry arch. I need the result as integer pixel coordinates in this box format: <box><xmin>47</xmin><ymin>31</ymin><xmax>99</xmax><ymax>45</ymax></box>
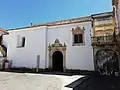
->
<box><xmin>48</xmin><ymin>39</ymin><xmax>66</xmax><ymax>71</ymax></box>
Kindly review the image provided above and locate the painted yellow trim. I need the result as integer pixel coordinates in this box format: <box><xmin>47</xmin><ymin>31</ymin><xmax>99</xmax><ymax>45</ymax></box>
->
<box><xmin>95</xmin><ymin>30</ymin><xmax>103</xmax><ymax>32</ymax></box>
<box><xmin>95</xmin><ymin>23</ymin><xmax>114</xmax><ymax>27</ymax></box>
<box><xmin>93</xmin><ymin>21</ymin><xmax>96</xmax><ymax>37</ymax></box>
<box><xmin>95</xmin><ymin>29</ymin><xmax>114</xmax><ymax>31</ymax></box>
<box><xmin>0</xmin><ymin>46</ymin><xmax>6</xmax><ymax>57</ymax></box>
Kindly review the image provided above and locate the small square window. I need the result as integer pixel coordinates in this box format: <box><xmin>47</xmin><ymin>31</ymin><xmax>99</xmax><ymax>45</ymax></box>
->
<box><xmin>22</xmin><ymin>37</ymin><xmax>25</xmax><ymax>47</ymax></box>
<box><xmin>17</xmin><ymin>35</ymin><xmax>25</xmax><ymax>48</ymax></box>
<box><xmin>74</xmin><ymin>34</ymin><xmax>83</xmax><ymax>44</ymax></box>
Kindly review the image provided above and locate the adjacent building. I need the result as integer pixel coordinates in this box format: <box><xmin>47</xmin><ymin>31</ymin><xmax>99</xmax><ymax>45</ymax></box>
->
<box><xmin>92</xmin><ymin>12</ymin><xmax>115</xmax><ymax>37</ymax></box>
<box><xmin>0</xmin><ymin>28</ymin><xmax>8</xmax><ymax>57</ymax></box>
<box><xmin>91</xmin><ymin>12</ymin><xmax>120</xmax><ymax>75</ymax></box>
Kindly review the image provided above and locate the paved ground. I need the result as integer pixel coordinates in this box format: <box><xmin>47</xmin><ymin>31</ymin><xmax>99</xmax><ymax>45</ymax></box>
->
<box><xmin>75</xmin><ymin>75</ymin><xmax>120</xmax><ymax>90</ymax></box>
<box><xmin>0</xmin><ymin>72</ymin><xmax>82</xmax><ymax>90</ymax></box>
<box><xmin>1</xmin><ymin>71</ymin><xmax>120</xmax><ymax>90</ymax></box>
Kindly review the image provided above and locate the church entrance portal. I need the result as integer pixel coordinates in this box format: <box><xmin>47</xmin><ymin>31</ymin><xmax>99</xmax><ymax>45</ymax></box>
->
<box><xmin>52</xmin><ymin>51</ymin><xmax>63</xmax><ymax>71</ymax></box>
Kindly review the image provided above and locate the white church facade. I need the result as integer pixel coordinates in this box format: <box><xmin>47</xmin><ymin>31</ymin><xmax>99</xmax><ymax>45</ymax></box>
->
<box><xmin>0</xmin><ymin>0</ymin><xmax>119</xmax><ymax>75</ymax></box>
<box><xmin>3</xmin><ymin>16</ymin><xmax>95</xmax><ymax>71</ymax></box>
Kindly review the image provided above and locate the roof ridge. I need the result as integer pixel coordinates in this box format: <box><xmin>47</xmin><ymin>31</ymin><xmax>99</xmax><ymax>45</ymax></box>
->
<box><xmin>7</xmin><ymin>16</ymin><xmax>91</xmax><ymax>30</ymax></box>
<box><xmin>7</xmin><ymin>11</ymin><xmax>113</xmax><ymax>31</ymax></box>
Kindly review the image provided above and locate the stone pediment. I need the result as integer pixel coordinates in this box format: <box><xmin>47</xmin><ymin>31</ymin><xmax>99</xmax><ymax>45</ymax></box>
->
<box><xmin>49</xmin><ymin>39</ymin><xmax>66</xmax><ymax>47</ymax></box>
<box><xmin>72</xmin><ymin>26</ymin><xmax>85</xmax><ymax>34</ymax></box>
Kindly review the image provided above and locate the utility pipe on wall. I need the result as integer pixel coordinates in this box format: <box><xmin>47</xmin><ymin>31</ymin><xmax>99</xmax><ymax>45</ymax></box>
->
<box><xmin>45</xmin><ymin>26</ymin><xmax>48</xmax><ymax>69</ymax></box>
<box><xmin>113</xmin><ymin>5</ymin><xmax>119</xmax><ymax>33</ymax></box>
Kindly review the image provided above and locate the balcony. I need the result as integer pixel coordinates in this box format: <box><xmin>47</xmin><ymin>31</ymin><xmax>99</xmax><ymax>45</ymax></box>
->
<box><xmin>91</xmin><ymin>35</ymin><xmax>117</xmax><ymax>46</ymax></box>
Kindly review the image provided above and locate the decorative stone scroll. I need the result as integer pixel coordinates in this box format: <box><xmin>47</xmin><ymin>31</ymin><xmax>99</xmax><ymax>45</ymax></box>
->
<box><xmin>72</xmin><ymin>26</ymin><xmax>85</xmax><ymax>34</ymax></box>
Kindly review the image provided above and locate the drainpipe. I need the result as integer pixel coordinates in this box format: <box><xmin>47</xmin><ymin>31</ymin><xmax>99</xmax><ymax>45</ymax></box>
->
<box><xmin>45</xmin><ymin>26</ymin><xmax>48</xmax><ymax>69</ymax></box>
<box><xmin>113</xmin><ymin>5</ymin><xmax>119</xmax><ymax>33</ymax></box>
<box><xmin>113</xmin><ymin>5</ymin><xmax>120</xmax><ymax>75</ymax></box>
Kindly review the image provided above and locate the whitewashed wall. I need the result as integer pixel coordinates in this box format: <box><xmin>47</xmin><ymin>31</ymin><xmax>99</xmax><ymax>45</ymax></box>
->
<box><xmin>3</xmin><ymin>26</ymin><xmax>47</xmax><ymax>68</ymax></box>
<box><xmin>47</xmin><ymin>22</ymin><xmax>94</xmax><ymax>71</ymax></box>
<box><xmin>3</xmin><ymin>21</ymin><xmax>94</xmax><ymax>71</ymax></box>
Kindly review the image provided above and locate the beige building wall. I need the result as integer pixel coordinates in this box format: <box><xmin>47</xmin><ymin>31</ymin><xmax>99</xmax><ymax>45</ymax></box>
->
<box><xmin>92</xmin><ymin>12</ymin><xmax>115</xmax><ymax>37</ymax></box>
<box><xmin>112</xmin><ymin>0</ymin><xmax>119</xmax><ymax>34</ymax></box>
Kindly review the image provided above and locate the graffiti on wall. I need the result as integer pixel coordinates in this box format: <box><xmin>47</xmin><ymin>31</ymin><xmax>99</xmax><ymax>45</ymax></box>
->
<box><xmin>96</xmin><ymin>49</ymin><xmax>119</xmax><ymax>75</ymax></box>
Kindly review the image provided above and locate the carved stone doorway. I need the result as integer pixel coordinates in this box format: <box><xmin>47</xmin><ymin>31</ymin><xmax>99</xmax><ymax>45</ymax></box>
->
<box><xmin>48</xmin><ymin>39</ymin><xmax>66</xmax><ymax>72</ymax></box>
<box><xmin>52</xmin><ymin>51</ymin><xmax>63</xmax><ymax>71</ymax></box>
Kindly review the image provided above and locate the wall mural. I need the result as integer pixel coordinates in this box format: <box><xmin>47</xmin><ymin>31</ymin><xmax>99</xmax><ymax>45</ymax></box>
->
<box><xmin>96</xmin><ymin>49</ymin><xmax>119</xmax><ymax>75</ymax></box>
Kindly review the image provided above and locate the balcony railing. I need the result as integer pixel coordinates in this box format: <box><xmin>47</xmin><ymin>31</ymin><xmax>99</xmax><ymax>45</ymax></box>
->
<box><xmin>91</xmin><ymin>35</ymin><xmax>117</xmax><ymax>45</ymax></box>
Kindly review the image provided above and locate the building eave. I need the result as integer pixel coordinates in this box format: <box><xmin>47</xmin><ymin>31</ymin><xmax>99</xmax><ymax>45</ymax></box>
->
<box><xmin>0</xmin><ymin>28</ymin><xmax>9</xmax><ymax>35</ymax></box>
<box><xmin>91</xmin><ymin>11</ymin><xmax>113</xmax><ymax>19</ymax></box>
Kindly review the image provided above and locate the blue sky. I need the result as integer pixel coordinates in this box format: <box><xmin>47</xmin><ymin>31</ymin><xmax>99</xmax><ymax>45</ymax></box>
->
<box><xmin>0</xmin><ymin>0</ymin><xmax>112</xmax><ymax>30</ymax></box>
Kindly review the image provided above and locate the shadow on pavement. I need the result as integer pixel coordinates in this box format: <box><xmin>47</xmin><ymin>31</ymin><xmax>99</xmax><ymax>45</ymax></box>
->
<box><xmin>74</xmin><ymin>75</ymin><xmax>120</xmax><ymax>90</ymax></box>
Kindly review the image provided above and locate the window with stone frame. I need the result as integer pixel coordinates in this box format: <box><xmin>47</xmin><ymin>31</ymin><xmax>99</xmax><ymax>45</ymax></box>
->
<box><xmin>72</xmin><ymin>26</ymin><xmax>85</xmax><ymax>46</ymax></box>
<box><xmin>74</xmin><ymin>34</ymin><xmax>83</xmax><ymax>43</ymax></box>
<box><xmin>17</xmin><ymin>35</ymin><xmax>25</xmax><ymax>48</ymax></box>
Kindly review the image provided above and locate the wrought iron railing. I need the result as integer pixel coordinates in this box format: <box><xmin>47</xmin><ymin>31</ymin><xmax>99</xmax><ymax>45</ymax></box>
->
<box><xmin>91</xmin><ymin>35</ymin><xmax>117</xmax><ymax>45</ymax></box>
